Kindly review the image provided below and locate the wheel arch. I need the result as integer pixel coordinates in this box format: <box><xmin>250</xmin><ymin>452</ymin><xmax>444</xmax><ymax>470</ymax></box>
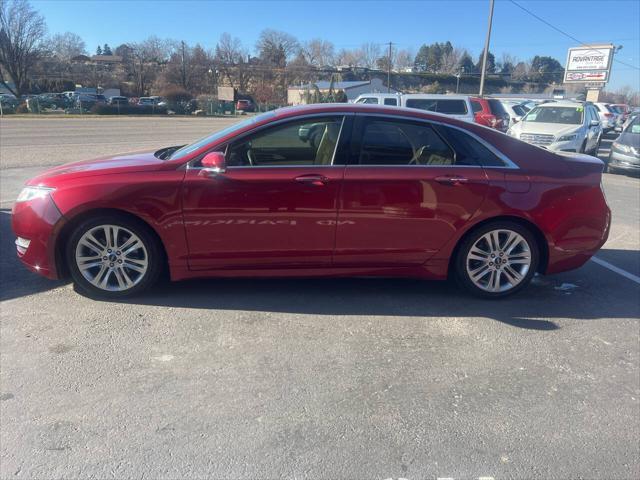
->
<box><xmin>54</xmin><ymin>208</ymin><xmax>169</xmax><ymax>280</ymax></box>
<box><xmin>447</xmin><ymin>215</ymin><xmax>549</xmax><ymax>278</ymax></box>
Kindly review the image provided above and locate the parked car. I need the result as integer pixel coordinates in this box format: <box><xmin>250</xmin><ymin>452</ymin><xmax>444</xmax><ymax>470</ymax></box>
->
<box><xmin>73</xmin><ymin>93</ymin><xmax>100</xmax><ymax>110</ymax></box>
<box><xmin>37</xmin><ymin>93</ymin><xmax>68</xmax><ymax>110</ymax></box>
<box><xmin>610</xmin><ymin>104</ymin><xmax>630</xmax><ymax>132</ymax></box>
<box><xmin>499</xmin><ymin>100</ymin><xmax>531</xmax><ymax>128</ymax></box>
<box><xmin>236</xmin><ymin>99</ymin><xmax>255</xmax><ymax>112</ymax></box>
<box><xmin>12</xmin><ymin>104</ymin><xmax>610</xmax><ymax>300</ymax></box>
<box><xmin>592</xmin><ymin>103</ymin><xmax>617</xmax><ymax>132</ymax></box>
<box><xmin>353</xmin><ymin>93</ymin><xmax>402</xmax><ymax>106</ymax></box>
<box><xmin>608</xmin><ymin>115</ymin><xmax>639</xmax><ymax>174</ymax></box>
<box><xmin>138</xmin><ymin>96</ymin><xmax>162</xmax><ymax>106</ymax></box>
<box><xmin>470</xmin><ymin>97</ymin><xmax>510</xmax><ymax>132</ymax></box>
<box><xmin>507</xmin><ymin>101</ymin><xmax>602</xmax><ymax>155</ymax></box>
<box><xmin>0</xmin><ymin>93</ymin><xmax>19</xmax><ymax>112</ymax></box>
<box><xmin>107</xmin><ymin>96</ymin><xmax>128</xmax><ymax>106</ymax></box>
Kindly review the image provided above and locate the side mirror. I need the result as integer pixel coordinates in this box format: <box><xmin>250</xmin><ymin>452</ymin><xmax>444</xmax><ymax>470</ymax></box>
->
<box><xmin>590</xmin><ymin>120</ymin><xmax>600</xmax><ymax>127</ymax></box>
<box><xmin>200</xmin><ymin>151</ymin><xmax>226</xmax><ymax>177</ymax></box>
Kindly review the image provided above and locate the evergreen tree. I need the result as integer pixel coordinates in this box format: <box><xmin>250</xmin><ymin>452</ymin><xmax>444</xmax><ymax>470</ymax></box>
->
<box><xmin>103</xmin><ymin>43</ymin><xmax>113</xmax><ymax>55</ymax></box>
<box><xmin>96</xmin><ymin>45</ymin><xmax>102</xmax><ymax>55</ymax></box>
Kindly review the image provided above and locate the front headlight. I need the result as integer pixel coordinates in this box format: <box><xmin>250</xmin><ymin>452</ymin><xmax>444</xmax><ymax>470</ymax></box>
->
<box><xmin>15</xmin><ymin>186</ymin><xmax>55</xmax><ymax>203</ymax></box>
<box><xmin>612</xmin><ymin>142</ymin><xmax>631</xmax><ymax>153</ymax></box>
<box><xmin>557</xmin><ymin>133</ymin><xmax>578</xmax><ymax>142</ymax></box>
<box><xmin>507</xmin><ymin>129</ymin><xmax>518</xmax><ymax>138</ymax></box>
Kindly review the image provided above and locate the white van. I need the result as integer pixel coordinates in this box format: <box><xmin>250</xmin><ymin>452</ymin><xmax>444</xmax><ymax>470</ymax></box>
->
<box><xmin>353</xmin><ymin>93</ymin><xmax>475</xmax><ymax>123</ymax></box>
<box><xmin>353</xmin><ymin>93</ymin><xmax>402</xmax><ymax>106</ymax></box>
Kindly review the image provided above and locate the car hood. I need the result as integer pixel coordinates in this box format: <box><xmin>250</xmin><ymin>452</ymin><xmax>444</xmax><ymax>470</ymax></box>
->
<box><xmin>27</xmin><ymin>150</ymin><xmax>168</xmax><ymax>186</ymax></box>
<box><xmin>515</xmin><ymin>122</ymin><xmax>582</xmax><ymax>137</ymax></box>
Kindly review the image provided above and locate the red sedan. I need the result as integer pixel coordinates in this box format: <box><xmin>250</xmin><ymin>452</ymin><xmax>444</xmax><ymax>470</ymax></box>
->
<box><xmin>12</xmin><ymin>104</ymin><xmax>610</xmax><ymax>299</ymax></box>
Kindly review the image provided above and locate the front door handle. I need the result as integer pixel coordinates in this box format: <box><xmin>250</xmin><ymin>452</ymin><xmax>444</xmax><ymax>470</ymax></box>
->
<box><xmin>435</xmin><ymin>175</ymin><xmax>469</xmax><ymax>185</ymax></box>
<box><xmin>295</xmin><ymin>174</ymin><xmax>329</xmax><ymax>186</ymax></box>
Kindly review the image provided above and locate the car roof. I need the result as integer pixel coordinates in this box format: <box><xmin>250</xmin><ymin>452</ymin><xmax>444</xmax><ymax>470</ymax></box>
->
<box><xmin>273</xmin><ymin>103</ymin><xmax>474</xmax><ymax>126</ymax></box>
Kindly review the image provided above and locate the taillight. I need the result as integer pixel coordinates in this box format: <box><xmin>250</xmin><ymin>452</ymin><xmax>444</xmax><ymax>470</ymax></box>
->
<box><xmin>488</xmin><ymin>115</ymin><xmax>498</xmax><ymax>127</ymax></box>
<box><xmin>604</xmin><ymin>113</ymin><xmax>614</xmax><ymax>118</ymax></box>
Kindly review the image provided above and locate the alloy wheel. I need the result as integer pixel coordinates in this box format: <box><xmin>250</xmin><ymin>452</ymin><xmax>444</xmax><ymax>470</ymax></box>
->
<box><xmin>74</xmin><ymin>224</ymin><xmax>149</xmax><ymax>292</ymax></box>
<box><xmin>465</xmin><ymin>229</ymin><xmax>532</xmax><ymax>293</ymax></box>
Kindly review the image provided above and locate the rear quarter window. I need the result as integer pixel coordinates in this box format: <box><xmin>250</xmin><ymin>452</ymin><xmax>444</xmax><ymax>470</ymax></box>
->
<box><xmin>436</xmin><ymin>125</ymin><xmax>508</xmax><ymax>167</ymax></box>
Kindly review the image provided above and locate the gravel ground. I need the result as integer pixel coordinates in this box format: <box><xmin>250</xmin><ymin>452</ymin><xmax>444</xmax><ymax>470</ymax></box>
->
<box><xmin>0</xmin><ymin>117</ymin><xmax>638</xmax><ymax>479</ymax></box>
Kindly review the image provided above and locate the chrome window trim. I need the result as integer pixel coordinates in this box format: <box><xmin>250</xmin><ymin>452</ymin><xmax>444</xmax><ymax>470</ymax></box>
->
<box><xmin>354</xmin><ymin>112</ymin><xmax>520</xmax><ymax>169</ymax></box>
<box><xmin>186</xmin><ymin>110</ymin><xmax>519</xmax><ymax>171</ymax></box>
<box><xmin>187</xmin><ymin>112</ymin><xmax>352</xmax><ymax>171</ymax></box>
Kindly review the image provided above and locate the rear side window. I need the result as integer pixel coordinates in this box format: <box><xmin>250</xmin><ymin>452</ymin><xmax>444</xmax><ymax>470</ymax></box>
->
<box><xmin>435</xmin><ymin>125</ymin><xmax>506</xmax><ymax>167</ymax></box>
<box><xmin>405</xmin><ymin>99</ymin><xmax>468</xmax><ymax>115</ymax></box>
<box><xmin>488</xmin><ymin>99</ymin><xmax>508</xmax><ymax>116</ymax></box>
<box><xmin>384</xmin><ymin>98</ymin><xmax>397</xmax><ymax>106</ymax></box>
<box><xmin>471</xmin><ymin>100</ymin><xmax>483</xmax><ymax>113</ymax></box>
<box><xmin>358</xmin><ymin>118</ymin><xmax>456</xmax><ymax>166</ymax></box>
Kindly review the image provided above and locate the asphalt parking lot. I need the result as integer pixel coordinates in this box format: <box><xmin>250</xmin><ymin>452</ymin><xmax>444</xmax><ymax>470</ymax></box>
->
<box><xmin>1</xmin><ymin>117</ymin><xmax>638</xmax><ymax>479</ymax></box>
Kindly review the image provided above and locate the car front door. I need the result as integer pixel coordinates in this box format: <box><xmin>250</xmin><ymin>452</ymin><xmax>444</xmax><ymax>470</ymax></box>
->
<box><xmin>334</xmin><ymin>115</ymin><xmax>489</xmax><ymax>266</ymax></box>
<box><xmin>181</xmin><ymin>114</ymin><xmax>350</xmax><ymax>270</ymax></box>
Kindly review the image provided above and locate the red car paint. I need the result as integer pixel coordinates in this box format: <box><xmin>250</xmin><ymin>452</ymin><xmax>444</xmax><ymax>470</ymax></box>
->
<box><xmin>12</xmin><ymin>103</ymin><xmax>610</xmax><ymax>285</ymax></box>
<box><xmin>470</xmin><ymin>97</ymin><xmax>509</xmax><ymax>132</ymax></box>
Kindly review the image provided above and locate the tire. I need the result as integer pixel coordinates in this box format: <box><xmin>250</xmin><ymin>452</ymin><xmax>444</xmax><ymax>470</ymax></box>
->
<box><xmin>66</xmin><ymin>215</ymin><xmax>162</xmax><ymax>299</ymax></box>
<box><xmin>455</xmin><ymin>221</ymin><xmax>539</xmax><ymax>299</ymax></box>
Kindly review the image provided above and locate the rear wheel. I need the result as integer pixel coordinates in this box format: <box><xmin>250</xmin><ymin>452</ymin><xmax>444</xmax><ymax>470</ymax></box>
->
<box><xmin>455</xmin><ymin>222</ymin><xmax>539</xmax><ymax>298</ymax></box>
<box><xmin>66</xmin><ymin>216</ymin><xmax>162</xmax><ymax>298</ymax></box>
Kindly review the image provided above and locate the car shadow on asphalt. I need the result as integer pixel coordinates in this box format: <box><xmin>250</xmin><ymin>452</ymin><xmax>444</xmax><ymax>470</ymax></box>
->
<box><xmin>2</xmin><ymin>208</ymin><xmax>638</xmax><ymax>331</ymax></box>
<box><xmin>0</xmin><ymin>209</ymin><xmax>66</xmax><ymax>301</ymax></box>
<box><xmin>121</xmin><ymin>248</ymin><xmax>639</xmax><ymax>331</ymax></box>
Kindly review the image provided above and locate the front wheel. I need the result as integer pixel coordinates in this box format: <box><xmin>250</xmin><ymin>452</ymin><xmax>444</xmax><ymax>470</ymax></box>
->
<box><xmin>455</xmin><ymin>222</ymin><xmax>539</xmax><ymax>298</ymax></box>
<box><xmin>66</xmin><ymin>216</ymin><xmax>162</xmax><ymax>299</ymax></box>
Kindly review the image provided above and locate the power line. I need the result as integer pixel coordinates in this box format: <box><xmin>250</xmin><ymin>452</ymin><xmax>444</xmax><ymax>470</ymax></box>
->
<box><xmin>508</xmin><ymin>0</ymin><xmax>640</xmax><ymax>71</ymax></box>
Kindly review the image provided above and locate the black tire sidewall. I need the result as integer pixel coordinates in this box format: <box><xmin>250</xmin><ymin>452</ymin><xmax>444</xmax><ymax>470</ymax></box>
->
<box><xmin>66</xmin><ymin>215</ymin><xmax>162</xmax><ymax>299</ymax></box>
<box><xmin>455</xmin><ymin>221</ymin><xmax>540</xmax><ymax>299</ymax></box>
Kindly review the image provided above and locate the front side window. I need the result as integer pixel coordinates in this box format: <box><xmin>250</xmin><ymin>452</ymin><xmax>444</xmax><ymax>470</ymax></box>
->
<box><xmin>358</xmin><ymin>118</ymin><xmax>455</xmax><ymax>166</ymax></box>
<box><xmin>227</xmin><ymin>116</ymin><xmax>344</xmax><ymax>167</ymax></box>
<box><xmin>357</xmin><ymin>97</ymin><xmax>378</xmax><ymax>104</ymax></box>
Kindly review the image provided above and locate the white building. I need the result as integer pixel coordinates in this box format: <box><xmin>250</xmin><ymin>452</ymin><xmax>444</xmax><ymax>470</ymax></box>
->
<box><xmin>287</xmin><ymin>78</ymin><xmax>398</xmax><ymax>105</ymax></box>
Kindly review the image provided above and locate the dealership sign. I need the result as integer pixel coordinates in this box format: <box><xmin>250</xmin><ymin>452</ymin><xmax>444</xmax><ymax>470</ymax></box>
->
<box><xmin>564</xmin><ymin>45</ymin><xmax>614</xmax><ymax>84</ymax></box>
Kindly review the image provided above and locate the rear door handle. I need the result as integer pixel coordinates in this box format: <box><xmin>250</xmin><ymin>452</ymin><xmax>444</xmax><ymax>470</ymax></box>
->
<box><xmin>295</xmin><ymin>174</ymin><xmax>329</xmax><ymax>186</ymax></box>
<box><xmin>435</xmin><ymin>175</ymin><xmax>469</xmax><ymax>185</ymax></box>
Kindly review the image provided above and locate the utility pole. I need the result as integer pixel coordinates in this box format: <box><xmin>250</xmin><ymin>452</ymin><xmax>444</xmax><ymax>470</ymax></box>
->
<box><xmin>181</xmin><ymin>40</ymin><xmax>186</xmax><ymax>89</ymax></box>
<box><xmin>387</xmin><ymin>42</ymin><xmax>393</xmax><ymax>93</ymax></box>
<box><xmin>478</xmin><ymin>0</ymin><xmax>495</xmax><ymax>97</ymax></box>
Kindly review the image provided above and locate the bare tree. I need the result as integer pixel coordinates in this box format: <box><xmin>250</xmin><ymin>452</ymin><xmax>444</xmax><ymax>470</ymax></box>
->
<box><xmin>395</xmin><ymin>48</ymin><xmax>414</xmax><ymax>71</ymax></box>
<box><xmin>49</xmin><ymin>31</ymin><xmax>86</xmax><ymax>60</ymax></box>
<box><xmin>336</xmin><ymin>48</ymin><xmax>365</xmax><ymax>68</ymax></box>
<box><xmin>215</xmin><ymin>32</ymin><xmax>250</xmax><ymax>90</ymax></box>
<box><xmin>440</xmin><ymin>47</ymin><xmax>464</xmax><ymax>74</ymax></box>
<box><xmin>125</xmin><ymin>36</ymin><xmax>171</xmax><ymax>95</ymax></box>
<box><xmin>360</xmin><ymin>42</ymin><xmax>381</xmax><ymax>69</ymax></box>
<box><xmin>301</xmin><ymin>38</ymin><xmax>335</xmax><ymax>67</ymax></box>
<box><xmin>256</xmin><ymin>29</ymin><xmax>299</xmax><ymax>65</ymax></box>
<box><xmin>0</xmin><ymin>0</ymin><xmax>47</xmax><ymax>96</ymax></box>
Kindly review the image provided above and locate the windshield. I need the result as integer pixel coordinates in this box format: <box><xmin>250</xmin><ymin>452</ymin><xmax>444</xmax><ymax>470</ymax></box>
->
<box><xmin>522</xmin><ymin>105</ymin><xmax>584</xmax><ymax>125</ymax></box>
<box><xmin>169</xmin><ymin>111</ymin><xmax>277</xmax><ymax>161</ymax></box>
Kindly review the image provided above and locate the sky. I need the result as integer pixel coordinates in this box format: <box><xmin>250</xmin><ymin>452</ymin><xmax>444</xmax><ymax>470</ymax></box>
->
<box><xmin>32</xmin><ymin>0</ymin><xmax>640</xmax><ymax>90</ymax></box>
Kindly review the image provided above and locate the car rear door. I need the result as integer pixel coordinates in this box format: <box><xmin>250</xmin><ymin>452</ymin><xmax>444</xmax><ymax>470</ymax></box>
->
<box><xmin>181</xmin><ymin>114</ymin><xmax>351</xmax><ymax>270</ymax></box>
<box><xmin>334</xmin><ymin>115</ymin><xmax>489</xmax><ymax>266</ymax></box>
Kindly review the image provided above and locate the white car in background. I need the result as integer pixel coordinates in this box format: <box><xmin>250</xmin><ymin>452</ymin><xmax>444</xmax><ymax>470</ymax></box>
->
<box><xmin>353</xmin><ymin>93</ymin><xmax>476</xmax><ymax>123</ymax></box>
<box><xmin>593</xmin><ymin>103</ymin><xmax>617</xmax><ymax>132</ymax></box>
<box><xmin>507</xmin><ymin>101</ymin><xmax>602</xmax><ymax>155</ymax></box>
<box><xmin>499</xmin><ymin>100</ymin><xmax>531</xmax><ymax>128</ymax></box>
